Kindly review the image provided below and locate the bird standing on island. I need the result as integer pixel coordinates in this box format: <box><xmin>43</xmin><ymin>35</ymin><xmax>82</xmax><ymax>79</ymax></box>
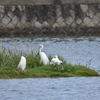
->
<box><xmin>17</xmin><ymin>56</ymin><xmax>26</xmax><ymax>71</ymax></box>
<box><xmin>50</xmin><ymin>56</ymin><xmax>64</xmax><ymax>70</ymax></box>
<box><xmin>38</xmin><ymin>44</ymin><xmax>49</xmax><ymax>65</ymax></box>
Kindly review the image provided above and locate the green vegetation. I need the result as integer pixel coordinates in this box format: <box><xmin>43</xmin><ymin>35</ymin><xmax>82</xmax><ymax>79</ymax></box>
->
<box><xmin>0</xmin><ymin>48</ymin><xmax>99</xmax><ymax>79</ymax></box>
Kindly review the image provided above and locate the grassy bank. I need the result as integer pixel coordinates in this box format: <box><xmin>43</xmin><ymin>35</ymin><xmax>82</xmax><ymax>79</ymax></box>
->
<box><xmin>0</xmin><ymin>48</ymin><xmax>99</xmax><ymax>79</ymax></box>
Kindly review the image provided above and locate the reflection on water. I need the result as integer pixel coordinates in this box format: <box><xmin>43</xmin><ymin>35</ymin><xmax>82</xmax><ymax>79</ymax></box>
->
<box><xmin>0</xmin><ymin>37</ymin><xmax>100</xmax><ymax>72</ymax></box>
<box><xmin>0</xmin><ymin>77</ymin><xmax>100</xmax><ymax>100</ymax></box>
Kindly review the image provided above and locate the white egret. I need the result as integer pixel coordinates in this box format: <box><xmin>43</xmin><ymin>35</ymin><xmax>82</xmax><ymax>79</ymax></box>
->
<box><xmin>38</xmin><ymin>44</ymin><xmax>49</xmax><ymax>65</ymax></box>
<box><xmin>17</xmin><ymin>56</ymin><xmax>26</xmax><ymax>71</ymax></box>
<box><xmin>50</xmin><ymin>56</ymin><xmax>64</xmax><ymax>70</ymax></box>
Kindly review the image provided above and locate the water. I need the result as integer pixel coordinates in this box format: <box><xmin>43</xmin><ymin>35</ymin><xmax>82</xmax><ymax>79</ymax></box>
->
<box><xmin>0</xmin><ymin>77</ymin><xmax>100</xmax><ymax>100</ymax></box>
<box><xmin>0</xmin><ymin>37</ymin><xmax>100</xmax><ymax>100</ymax></box>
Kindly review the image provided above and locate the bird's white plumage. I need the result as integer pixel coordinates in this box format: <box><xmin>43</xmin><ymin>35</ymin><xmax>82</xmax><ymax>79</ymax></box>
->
<box><xmin>17</xmin><ymin>56</ymin><xmax>26</xmax><ymax>71</ymax></box>
<box><xmin>38</xmin><ymin>44</ymin><xmax>49</xmax><ymax>65</ymax></box>
<box><xmin>50</xmin><ymin>56</ymin><xmax>64</xmax><ymax>70</ymax></box>
<box><xmin>50</xmin><ymin>56</ymin><xmax>63</xmax><ymax>65</ymax></box>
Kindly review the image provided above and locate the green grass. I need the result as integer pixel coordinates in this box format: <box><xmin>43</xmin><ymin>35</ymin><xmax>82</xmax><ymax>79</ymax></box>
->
<box><xmin>0</xmin><ymin>48</ymin><xmax>99</xmax><ymax>79</ymax></box>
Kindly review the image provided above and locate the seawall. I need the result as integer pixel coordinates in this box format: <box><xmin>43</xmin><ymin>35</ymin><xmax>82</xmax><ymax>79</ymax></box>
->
<box><xmin>0</xmin><ymin>0</ymin><xmax>100</xmax><ymax>37</ymax></box>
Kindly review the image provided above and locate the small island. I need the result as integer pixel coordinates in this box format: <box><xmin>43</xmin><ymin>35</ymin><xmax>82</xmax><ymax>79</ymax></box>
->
<box><xmin>0</xmin><ymin>49</ymin><xmax>99</xmax><ymax>79</ymax></box>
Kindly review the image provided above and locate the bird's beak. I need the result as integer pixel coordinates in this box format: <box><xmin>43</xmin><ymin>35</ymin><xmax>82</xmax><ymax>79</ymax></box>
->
<box><xmin>38</xmin><ymin>45</ymin><xmax>40</xmax><ymax>47</ymax></box>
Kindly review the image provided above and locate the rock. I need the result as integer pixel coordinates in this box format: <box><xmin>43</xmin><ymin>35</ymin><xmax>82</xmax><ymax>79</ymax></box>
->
<box><xmin>18</xmin><ymin>5</ymin><xmax>23</xmax><ymax>11</ymax></box>
<box><xmin>57</xmin><ymin>17</ymin><xmax>64</xmax><ymax>25</ymax></box>
<box><xmin>80</xmin><ymin>5</ymin><xmax>88</xmax><ymax>13</ymax></box>
<box><xmin>0</xmin><ymin>13</ymin><xmax>4</xmax><ymax>19</ymax></box>
<box><xmin>92</xmin><ymin>16</ymin><xmax>99</xmax><ymax>25</ymax></box>
<box><xmin>11</xmin><ymin>6</ymin><xmax>15</xmax><ymax>12</ymax></box>
<box><xmin>42</xmin><ymin>21</ymin><xmax>50</xmax><ymax>27</ymax></box>
<box><xmin>0</xmin><ymin>23</ymin><xmax>6</xmax><ymax>30</ymax></box>
<box><xmin>16</xmin><ymin>22</ymin><xmax>25</xmax><ymax>29</ymax></box>
<box><xmin>2</xmin><ymin>15</ymin><xmax>11</xmax><ymax>25</ymax></box>
<box><xmin>35</xmin><ymin>21</ymin><xmax>42</xmax><ymax>28</ymax></box>
<box><xmin>6</xmin><ymin>23</ymin><xmax>15</xmax><ymax>28</ymax></box>
<box><xmin>25</xmin><ymin>22</ymin><xmax>32</xmax><ymax>29</ymax></box>
<box><xmin>76</xmin><ymin>18</ymin><xmax>82</xmax><ymax>25</ymax></box>
<box><xmin>84</xmin><ymin>17</ymin><xmax>91</xmax><ymax>26</ymax></box>
<box><xmin>52</xmin><ymin>23</ymin><xmax>59</xmax><ymax>28</ymax></box>
<box><xmin>70</xmin><ymin>10</ymin><xmax>75</xmax><ymax>18</ymax></box>
<box><xmin>8</xmin><ymin>12</ymin><xmax>14</xmax><ymax>19</ymax></box>
<box><xmin>71</xmin><ymin>22</ymin><xmax>76</xmax><ymax>27</ymax></box>
<box><xmin>0</xmin><ymin>5</ymin><xmax>4</xmax><ymax>13</ymax></box>
<box><xmin>60</xmin><ymin>22</ymin><xmax>66</xmax><ymax>27</ymax></box>
<box><xmin>88</xmin><ymin>22</ymin><xmax>95</xmax><ymax>27</ymax></box>
<box><xmin>56</xmin><ymin>5</ymin><xmax>61</xmax><ymax>17</ymax></box>
<box><xmin>66</xmin><ymin>16</ymin><xmax>74</xmax><ymax>25</ymax></box>
<box><xmin>11</xmin><ymin>16</ymin><xmax>19</xmax><ymax>25</ymax></box>
<box><xmin>21</xmin><ymin>15</ymin><xmax>26</xmax><ymax>24</ymax></box>
<box><xmin>86</xmin><ymin>10</ymin><xmax>94</xmax><ymax>18</ymax></box>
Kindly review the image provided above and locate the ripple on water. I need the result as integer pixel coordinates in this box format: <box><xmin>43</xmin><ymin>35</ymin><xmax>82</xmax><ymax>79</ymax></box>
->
<box><xmin>0</xmin><ymin>77</ymin><xmax>100</xmax><ymax>100</ymax></box>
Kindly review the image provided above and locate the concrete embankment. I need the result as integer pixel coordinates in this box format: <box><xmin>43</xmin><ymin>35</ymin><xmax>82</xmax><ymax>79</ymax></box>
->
<box><xmin>0</xmin><ymin>0</ymin><xmax>100</xmax><ymax>37</ymax></box>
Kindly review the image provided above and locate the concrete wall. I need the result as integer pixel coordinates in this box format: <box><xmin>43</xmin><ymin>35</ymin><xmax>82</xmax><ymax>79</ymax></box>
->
<box><xmin>0</xmin><ymin>0</ymin><xmax>100</xmax><ymax>37</ymax></box>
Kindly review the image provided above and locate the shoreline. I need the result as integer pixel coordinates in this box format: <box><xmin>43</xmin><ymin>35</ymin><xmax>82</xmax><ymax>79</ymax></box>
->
<box><xmin>0</xmin><ymin>27</ymin><xmax>100</xmax><ymax>37</ymax></box>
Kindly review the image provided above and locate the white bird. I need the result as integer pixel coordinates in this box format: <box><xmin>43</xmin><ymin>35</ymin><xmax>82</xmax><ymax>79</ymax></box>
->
<box><xmin>38</xmin><ymin>44</ymin><xmax>49</xmax><ymax>65</ymax></box>
<box><xmin>50</xmin><ymin>56</ymin><xmax>62</xmax><ymax>65</ymax></box>
<box><xmin>50</xmin><ymin>56</ymin><xmax>64</xmax><ymax>70</ymax></box>
<box><xmin>17</xmin><ymin>56</ymin><xmax>26</xmax><ymax>71</ymax></box>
